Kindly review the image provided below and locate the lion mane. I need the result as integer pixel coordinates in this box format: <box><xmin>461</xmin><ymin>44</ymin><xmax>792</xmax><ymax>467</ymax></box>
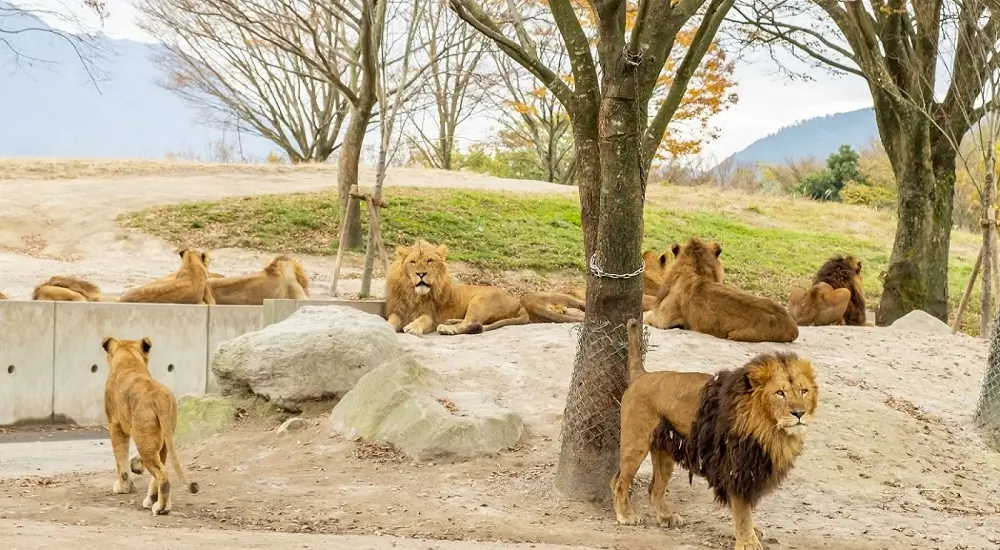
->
<box><xmin>787</xmin><ymin>281</ymin><xmax>852</xmax><ymax>326</ymax></box>
<box><xmin>206</xmin><ymin>254</ymin><xmax>310</xmax><ymax>305</ymax></box>
<box><xmin>118</xmin><ymin>249</ymin><xmax>215</xmax><ymax>305</ymax></box>
<box><xmin>384</xmin><ymin>239</ymin><xmax>530</xmax><ymax>335</ymax></box>
<box><xmin>644</xmin><ymin>237</ymin><xmax>798</xmax><ymax>343</ymax></box>
<box><xmin>612</xmin><ymin>319</ymin><xmax>818</xmax><ymax>549</ymax></box>
<box><xmin>812</xmin><ymin>254</ymin><xmax>866</xmax><ymax>326</ymax></box>
<box><xmin>519</xmin><ymin>248</ymin><xmax>671</xmax><ymax>324</ymax></box>
<box><xmin>32</xmin><ymin>275</ymin><xmax>110</xmax><ymax>302</ymax></box>
<box><xmin>101</xmin><ymin>336</ymin><xmax>199</xmax><ymax>516</ymax></box>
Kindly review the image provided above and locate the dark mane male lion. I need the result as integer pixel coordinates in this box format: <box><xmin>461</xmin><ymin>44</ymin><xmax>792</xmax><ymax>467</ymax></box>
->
<box><xmin>787</xmin><ymin>281</ymin><xmax>852</xmax><ymax>326</ymax></box>
<box><xmin>385</xmin><ymin>240</ymin><xmax>530</xmax><ymax>335</ymax></box>
<box><xmin>644</xmin><ymin>237</ymin><xmax>799</xmax><ymax>343</ymax></box>
<box><xmin>102</xmin><ymin>336</ymin><xmax>199</xmax><ymax>516</ymax></box>
<box><xmin>206</xmin><ymin>254</ymin><xmax>310</xmax><ymax>305</ymax></box>
<box><xmin>118</xmin><ymin>249</ymin><xmax>215</xmax><ymax>305</ymax></box>
<box><xmin>32</xmin><ymin>275</ymin><xmax>111</xmax><ymax>302</ymax></box>
<box><xmin>812</xmin><ymin>254</ymin><xmax>866</xmax><ymax>326</ymax></box>
<box><xmin>612</xmin><ymin>319</ymin><xmax>818</xmax><ymax>550</ymax></box>
<box><xmin>519</xmin><ymin>249</ymin><xmax>670</xmax><ymax>323</ymax></box>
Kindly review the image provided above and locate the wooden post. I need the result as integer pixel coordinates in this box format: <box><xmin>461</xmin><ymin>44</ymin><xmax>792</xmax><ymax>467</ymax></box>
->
<box><xmin>328</xmin><ymin>186</ymin><xmax>389</xmax><ymax>297</ymax></box>
<box><xmin>953</xmin><ymin>246</ymin><xmax>983</xmax><ymax>335</ymax></box>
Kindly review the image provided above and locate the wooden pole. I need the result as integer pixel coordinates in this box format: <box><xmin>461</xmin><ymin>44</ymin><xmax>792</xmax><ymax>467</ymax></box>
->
<box><xmin>328</xmin><ymin>185</ymin><xmax>363</xmax><ymax>297</ymax></box>
<box><xmin>953</xmin><ymin>245</ymin><xmax>983</xmax><ymax>334</ymax></box>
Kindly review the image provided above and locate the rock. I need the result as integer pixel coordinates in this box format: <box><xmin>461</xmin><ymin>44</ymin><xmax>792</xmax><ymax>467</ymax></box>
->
<box><xmin>329</xmin><ymin>355</ymin><xmax>523</xmax><ymax>461</ymax></box>
<box><xmin>277</xmin><ymin>417</ymin><xmax>306</xmax><ymax>436</ymax></box>
<box><xmin>176</xmin><ymin>393</ymin><xmax>237</xmax><ymax>442</ymax></box>
<box><xmin>889</xmin><ymin>309</ymin><xmax>952</xmax><ymax>335</ymax></box>
<box><xmin>211</xmin><ymin>306</ymin><xmax>404</xmax><ymax>412</ymax></box>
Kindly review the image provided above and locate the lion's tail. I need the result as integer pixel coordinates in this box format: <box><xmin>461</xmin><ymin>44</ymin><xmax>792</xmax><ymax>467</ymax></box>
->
<box><xmin>627</xmin><ymin>318</ymin><xmax>647</xmax><ymax>384</ymax></box>
<box><xmin>159</xmin><ymin>406</ymin><xmax>200</xmax><ymax>495</ymax></box>
<box><xmin>479</xmin><ymin>306</ymin><xmax>532</xmax><ymax>332</ymax></box>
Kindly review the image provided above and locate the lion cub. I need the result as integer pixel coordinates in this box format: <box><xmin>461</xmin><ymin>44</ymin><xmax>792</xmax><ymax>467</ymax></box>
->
<box><xmin>102</xmin><ymin>336</ymin><xmax>199</xmax><ymax>516</ymax></box>
<box><xmin>613</xmin><ymin>319</ymin><xmax>818</xmax><ymax>550</ymax></box>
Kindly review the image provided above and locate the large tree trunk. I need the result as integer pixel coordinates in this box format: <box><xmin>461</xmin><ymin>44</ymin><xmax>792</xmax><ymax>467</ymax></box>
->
<box><xmin>337</xmin><ymin>102</ymin><xmax>373</xmax><ymax>250</ymax></box>
<box><xmin>876</xmin><ymin>115</ymin><xmax>954</xmax><ymax>325</ymax></box>
<box><xmin>553</xmin><ymin>55</ymin><xmax>644</xmax><ymax>502</ymax></box>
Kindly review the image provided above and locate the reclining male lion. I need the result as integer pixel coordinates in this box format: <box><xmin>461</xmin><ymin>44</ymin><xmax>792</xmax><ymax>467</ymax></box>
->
<box><xmin>385</xmin><ymin>240</ymin><xmax>529</xmax><ymax>335</ymax></box>
<box><xmin>520</xmin><ymin>249</ymin><xmax>670</xmax><ymax>323</ymax></box>
<box><xmin>812</xmin><ymin>254</ymin><xmax>867</xmax><ymax>326</ymax></box>
<box><xmin>643</xmin><ymin>237</ymin><xmax>798</xmax><ymax>342</ymax></box>
<box><xmin>101</xmin><ymin>336</ymin><xmax>199</xmax><ymax>516</ymax></box>
<box><xmin>612</xmin><ymin>318</ymin><xmax>818</xmax><ymax>550</ymax></box>
<box><xmin>787</xmin><ymin>281</ymin><xmax>852</xmax><ymax>326</ymax></box>
<box><xmin>203</xmin><ymin>254</ymin><xmax>309</xmax><ymax>305</ymax></box>
<box><xmin>32</xmin><ymin>275</ymin><xmax>113</xmax><ymax>302</ymax></box>
<box><xmin>118</xmin><ymin>249</ymin><xmax>215</xmax><ymax>305</ymax></box>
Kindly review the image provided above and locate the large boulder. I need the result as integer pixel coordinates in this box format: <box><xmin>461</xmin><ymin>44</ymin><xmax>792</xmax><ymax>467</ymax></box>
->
<box><xmin>889</xmin><ymin>309</ymin><xmax>952</xmax><ymax>335</ymax></box>
<box><xmin>329</xmin><ymin>355</ymin><xmax>523</xmax><ymax>461</ymax></box>
<box><xmin>211</xmin><ymin>305</ymin><xmax>404</xmax><ymax>412</ymax></box>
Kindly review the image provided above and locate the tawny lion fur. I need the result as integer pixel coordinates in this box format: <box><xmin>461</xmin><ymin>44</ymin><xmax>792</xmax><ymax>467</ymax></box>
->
<box><xmin>32</xmin><ymin>275</ymin><xmax>112</xmax><ymax>302</ymax></box>
<box><xmin>643</xmin><ymin>238</ymin><xmax>799</xmax><ymax>343</ymax></box>
<box><xmin>385</xmin><ymin>240</ymin><xmax>530</xmax><ymax>336</ymax></box>
<box><xmin>101</xmin><ymin>336</ymin><xmax>199</xmax><ymax>517</ymax></box>
<box><xmin>612</xmin><ymin>318</ymin><xmax>818</xmax><ymax>550</ymax></box>
<box><xmin>118</xmin><ymin>249</ymin><xmax>215</xmax><ymax>305</ymax></box>
<box><xmin>520</xmin><ymin>249</ymin><xmax>670</xmax><ymax>323</ymax></box>
<box><xmin>812</xmin><ymin>254</ymin><xmax>866</xmax><ymax>326</ymax></box>
<box><xmin>0</xmin><ymin>290</ymin><xmax>7</xmax><ymax>300</ymax></box>
<box><xmin>787</xmin><ymin>281</ymin><xmax>852</xmax><ymax>326</ymax></box>
<box><xmin>204</xmin><ymin>254</ymin><xmax>310</xmax><ymax>305</ymax></box>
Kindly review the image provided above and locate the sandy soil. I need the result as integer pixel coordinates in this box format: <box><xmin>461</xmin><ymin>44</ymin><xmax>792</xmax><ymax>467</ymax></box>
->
<box><xmin>0</xmin><ymin>163</ymin><xmax>573</xmax><ymax>300</ymax></box>
<box><xmin>2</xmin><ymin>161</ymin><xmax>1000</xmax><ymax>549</ymax></box>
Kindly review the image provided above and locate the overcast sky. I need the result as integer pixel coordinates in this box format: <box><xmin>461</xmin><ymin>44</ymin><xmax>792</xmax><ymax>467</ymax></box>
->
<box><xmin>23</xmin><ymin>0</ymin><xmax>876</xmax><ymax>163</ymax></box>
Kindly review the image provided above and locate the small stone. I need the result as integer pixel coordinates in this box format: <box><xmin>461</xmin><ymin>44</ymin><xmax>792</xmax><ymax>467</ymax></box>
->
<box><xmin>277</xmin><ymin>417</ymin><xmax>307</xmax><ymax>436</ymax></box>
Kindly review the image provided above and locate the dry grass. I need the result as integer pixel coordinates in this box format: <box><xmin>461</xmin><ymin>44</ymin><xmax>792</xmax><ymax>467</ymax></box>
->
<box><xmin>0</xmin><ymin>157</ymin><xmax>340</xmax><ymax>180</ymax></box>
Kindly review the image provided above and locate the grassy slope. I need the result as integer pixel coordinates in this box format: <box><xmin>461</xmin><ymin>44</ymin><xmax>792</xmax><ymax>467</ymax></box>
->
<box><xmin>117</xmin><ymin>184</ymin><xmax>985</xmax><ymax>335</ymax></box>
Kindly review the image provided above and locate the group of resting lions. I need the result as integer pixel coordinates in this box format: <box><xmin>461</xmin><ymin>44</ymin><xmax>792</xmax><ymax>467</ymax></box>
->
<box><xmin>0</xmin><ymin>249</ymin><xmax>310</xmax><ymax>305</ymax></box>
<box><xmin>383</xmin><ymin>236</ymin><xmax>868</xmax><ymax>341</ymax></box>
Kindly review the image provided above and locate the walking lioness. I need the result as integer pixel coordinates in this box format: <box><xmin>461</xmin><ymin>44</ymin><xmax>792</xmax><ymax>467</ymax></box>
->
<box><xmin>102</xmin><ymin>336</ymin><xmax>199</xmax><ymax>516</ymax></box>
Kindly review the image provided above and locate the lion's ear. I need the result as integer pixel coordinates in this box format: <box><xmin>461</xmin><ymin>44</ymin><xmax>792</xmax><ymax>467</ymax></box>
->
<box><xmin>855</xmin><ymin>259</ymin><xmax>862</xmax><ymax>274</ymax></box>
<box><xmin>436</xmin><ymin>244</ymin><xmax>449</xmax><ymax>258</ymax></box>
<box><xmin>713</xmin><ymin>242</ymin><xmax>722</xmax><ymax>258</ymax></box>
<box><xmin>671</xmin><ymin>243</ymin><xmax>681</xmax><ymax>257</ymax></box>
<box><xmin>745</xmin><ymin>361</ymin><xmax>776</xmax><ymax>390</ymax></box>
<box><xmin>178</xmin><ymin>249</ymin><xmax>187</xmax><ymax>259</ymax></box>
<box><xmin>200</xmin><ymin>252</ymin><xmax>209</xmax><ymax>265</ymax></box>
<box><xmin>101</xmin><ymin>336</ymin><xmax>116</xmax><ymax>353</ymax></box>
<box><xmin>659</xmin><ymin>254</ymin><xmax>668</xmax><ymax>267</ymax></box>
<box><xmin>394</xmin><ymin>244</ymin><xmax>410</xmax><ymax>261</ymax></box>
<box><xmin>140</xmin><ymin>337</ymin><xmax>152</xmax><ymax>354</ymax></box>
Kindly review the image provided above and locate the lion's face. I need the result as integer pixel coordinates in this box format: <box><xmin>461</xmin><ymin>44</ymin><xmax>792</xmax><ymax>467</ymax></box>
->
<box><xmin>746</xmin><ymin>354</ymin><xmax>818</xmax><ymax>437</ymax></box>
<box><xmin>671</xmin><ymin>238</ymin><xmax>724</xmax><ymax>283</ymax></box>
<box><xmin>395</xmin><ymin>241</ymin><xmax>450</xmax><ymax>296</ymax></box>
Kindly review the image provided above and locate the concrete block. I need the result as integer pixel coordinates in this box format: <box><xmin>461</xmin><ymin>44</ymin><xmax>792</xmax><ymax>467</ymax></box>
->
<box><xmin>207</xmin><ymin>305</ymin><xmax>263</xmax><ymax>392</ymax></box>
<box><xmin>53</xmin><ymin>302</ymin><xmax>209</xmax><ymax>426</ymax></box>
<box><xmin>262</xmin><ymin>299</ymin><xmax>300</xmax><ymax>328</ymax></box>
<box><xmin>262</xmin><ymin>299</ymin><xmax>385</xmax><ymax>327</ymax></box>
<box><xmin>0</xmin><ymin>301</ymin><xmax>55</xmax><ymax>425</ymax></box>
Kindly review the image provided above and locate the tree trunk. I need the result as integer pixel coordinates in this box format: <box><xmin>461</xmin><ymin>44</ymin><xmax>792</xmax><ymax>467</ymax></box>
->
<box><xmin>553</xmin><ymin>56</ymin><xmax>644</xmax><ymax>503</ymax></box>
<box><xmin>337</xmin><ymin>102</ymin><xmax>373</xmax><ymax>250</ymax></box>
<box><xmin>876</xmin><ymin>118</ymin><xmax>954</xmax><ymax>325</ymax></box>
<box><xmin>982</xmin><ymin>161</ymin><xmax>996</xmax><ymax>337</ymax></box>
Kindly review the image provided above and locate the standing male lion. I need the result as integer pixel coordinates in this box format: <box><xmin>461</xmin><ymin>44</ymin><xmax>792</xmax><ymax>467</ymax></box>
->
<box><xmin>118</xmin><ymin>249</ymin><xmax>215</xmax><ymax>305</ymax></box>
<box><xmin>612</xmin><ymin>319</ymin><xmax>818</xmax><ymax>550</ymax></box>
<box><xmin>101</xmin><ymin>336</ymin><xmax>199</xmax><ymax>516</ymax></box>
<box><xmin>644</xmin><ymin>237</ymin><xmax>799</xmax><ymax>343</ymax></box>
<box><xmin>384</xmin><ymin>240</ymin><xmax>530</xmax><ymax>335</ymax></box>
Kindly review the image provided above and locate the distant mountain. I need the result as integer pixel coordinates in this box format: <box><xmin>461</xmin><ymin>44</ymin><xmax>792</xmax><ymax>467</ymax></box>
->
<box><xmin>717</xmin><ymin>108</ymin><xmax>879</xmax><ymax>168</ymax></box>
<box><xmin>0</xmin><ymin>5</ymin><xmax>275</xmax><ymax>159</ymax></box>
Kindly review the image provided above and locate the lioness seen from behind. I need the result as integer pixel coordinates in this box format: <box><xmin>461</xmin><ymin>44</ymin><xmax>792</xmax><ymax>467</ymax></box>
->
<box><xmin>102</xmin><ymin>336</ymin><xmax>199</xmax><ymax>516</ymax></box>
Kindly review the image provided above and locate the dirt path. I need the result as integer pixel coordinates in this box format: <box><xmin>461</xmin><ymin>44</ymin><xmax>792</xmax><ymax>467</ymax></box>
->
<box><xmin>0</xmin><ymin>165</ymin><xmax>573</xmax><ymax>299</ymax></box>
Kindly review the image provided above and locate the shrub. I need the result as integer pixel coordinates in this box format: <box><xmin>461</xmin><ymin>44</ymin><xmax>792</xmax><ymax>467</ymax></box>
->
<box><xmin>840</xmin><ymin>181</ymin><xmax>896</xmax><ymax>208</ymax></box>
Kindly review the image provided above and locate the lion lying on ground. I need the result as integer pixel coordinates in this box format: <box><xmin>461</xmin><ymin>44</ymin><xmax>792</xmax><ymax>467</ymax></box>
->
<box><xmin>787</xmin><ymin>281</ymin><xmax>852</xmax><ymax>326</ymax></box>
<box><xmin>385</xmin><ymin>240</ymin><xmax>530</xmax><ymax>335</ymax></box>
<box><xmin>202</xmin><ymin>254</ymin><xmax>309</xmax><ymax>305</ymax></box>
<box><xmin>812</xmin><ymin>254</ymin><xmax>866</xmax><ymax>326</ymax></box>
<box><xmin>612</xmin><ymin>318</ymin><xmax>818</xmax><ymax>550</ymax></box>
<box><xmin>118</xmin><ymin>249</ymin><xmax>215</xmax><ymax>305</ymax></box>
<box><xmin>101</xmin><ymin>336</ymin><xmax>199</xmax><ymax>516</ymax></box>
<box><xmin>520</xmin><ymin>249</ymin><xmax>670</xmax><ymax>323</ymax></box>
<box><xmin>32</xmin><ymin>275</ymin><xmax>113</xmax><ymax>302</ymax></box>
<box><xmin>643</xmin><ymin>238</ymin><xmax>799</xmax><ymax>343</ymax></box>
<box><xmin>0</xmin><ymin>290</ymin><xmax>7</xmax><ymax>300</ymax></box>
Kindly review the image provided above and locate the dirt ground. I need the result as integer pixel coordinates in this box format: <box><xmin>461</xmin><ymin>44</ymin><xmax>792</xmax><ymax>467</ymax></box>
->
<box><xmin>2</xmin><ymin>161</ymin><xmax>1000</xmax><ymax>549</ymax></box>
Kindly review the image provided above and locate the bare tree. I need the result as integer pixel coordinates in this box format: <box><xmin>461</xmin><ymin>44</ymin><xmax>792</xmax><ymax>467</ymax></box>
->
<box><xmin>406</xmin><ymin>0</ymin><xmax>493</xmax><ymax>170</ymax></box>
<box><xmin>135</xmin><ymin>0</ymin><xmax>358</xmax><ymax>163</ymax></box>
<box><xmin>448</xmin><ymin>0</ymin><xmax>734</xmax><ymax>501</ymax></box>
<box><xmin>1</xmin><ymin>0</ymin><xmax>111</xmax><ymax>85</ymax></box>
<box><xmin>732</xmin><ymin>0</ymin><xmax>1000</xmax><ymax>325</ymax></box>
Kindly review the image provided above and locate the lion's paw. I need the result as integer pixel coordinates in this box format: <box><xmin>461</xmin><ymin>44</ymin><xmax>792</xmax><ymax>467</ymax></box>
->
<box><xmin>733</xmin><ymin>538</ymin><xmax>763</xmax><ymax>550</ymax></box>
<box><xmin>403</xmin><ymin>323</ymin><xmax>426</xmax><ymax>336</ymax></box>
<box><xmin>615</xmin><ymin>512</ymin><xmax>643</xmax><ymax>526</ymax></box>
<box><xmin>436</xmin><ymin>323</ymin><xmax>460</xmax><ymax>335</ymax></box>
<box><xmin>151</xmin><ymin>500</ymin><xmax>170</xmax><ymax>516</ymax></box>
<box><xmin>657</xmin><ymin>512</ymin><xmax>685</xmax><ymax>528</ymax></box>
<box><xmin>129</xmin><ymin>455</ymin><xmax>145</xmax><ymax>475</ymax></box>
<box><xmin>112</xmin><ymin>476</ymin><xmax>134</xmax><ymax>495</ymax></box>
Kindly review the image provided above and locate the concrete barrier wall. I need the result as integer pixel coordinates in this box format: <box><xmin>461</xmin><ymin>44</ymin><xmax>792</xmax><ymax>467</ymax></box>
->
<box><xmin>0</xmin><ymin>298</ymin><xmax>385</xmax><ymax>426</ymax></box>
